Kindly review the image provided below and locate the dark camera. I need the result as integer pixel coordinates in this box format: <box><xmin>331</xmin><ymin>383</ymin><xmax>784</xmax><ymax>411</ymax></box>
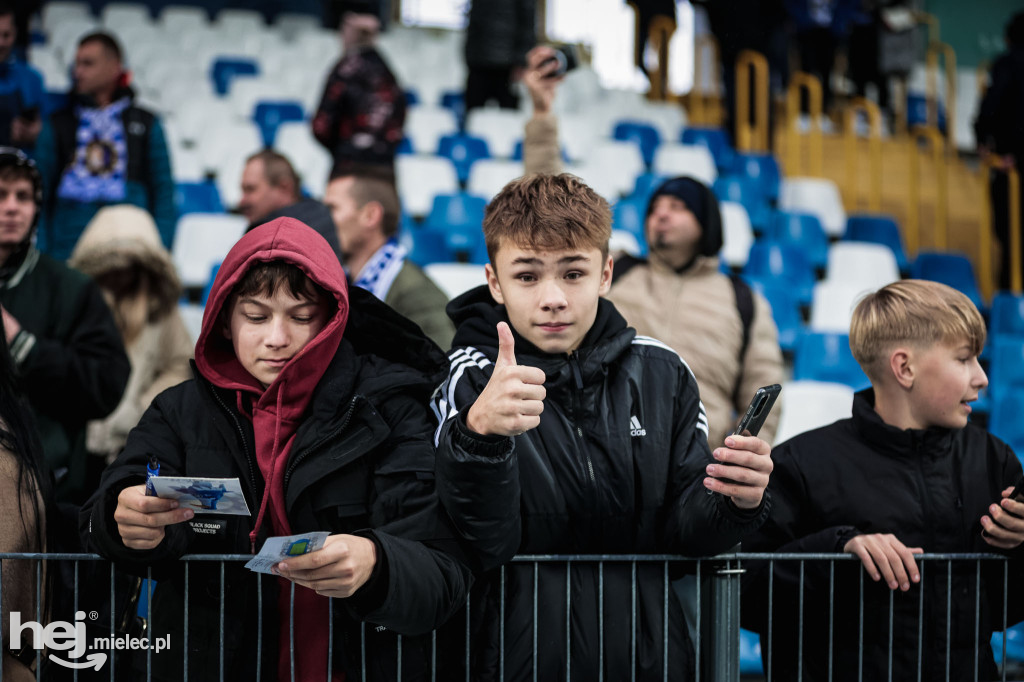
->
<box><xmin>539</xmin><ymin>45</ymin><xmax>578</xmax><ymax>79</ymax></box>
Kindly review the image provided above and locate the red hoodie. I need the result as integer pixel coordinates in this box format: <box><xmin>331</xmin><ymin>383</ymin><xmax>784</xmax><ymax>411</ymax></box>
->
<box><xmin>194</xmin><ymin>217</ymin><xmax>349</xmax><ymax>681</ymax></box>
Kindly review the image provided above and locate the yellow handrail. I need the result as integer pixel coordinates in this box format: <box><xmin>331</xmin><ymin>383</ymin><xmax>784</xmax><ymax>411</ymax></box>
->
<box><xmin>844</xmin><ymin>98</ymin><xmax>883</xmax><ymax>212</ymax></box>
<box><xmin>647</xmin><ymin>15</ymin><xmax>676</xmax><ymax>101</ymax></box>
<box><xmin>692</xmin><ymin>35</ymin><xmax>722</xmax><ymax>126</ymax></box>
<box><xmin>735</xmin><ymin>50</ymin><xmax>770</xmax><ymax>153</ymax></box>
<box><xmin>907</xmin><ymin>125</ymin><xmax>948</xmax><ymax>253</ymax></box>
<box><xmin>1011</xmin><ymin>167</ymin><xmax>1022</xmax><ymax>294</ymax></box>
<box><xmin>785</xmin><ymin>71</ymin><xmax>823</xmax><ymax>177</ymax></box>
<box><xmin>925</xmin><ymin>42</ymin><xmax>957</xmax><ymax>152</ymax></box>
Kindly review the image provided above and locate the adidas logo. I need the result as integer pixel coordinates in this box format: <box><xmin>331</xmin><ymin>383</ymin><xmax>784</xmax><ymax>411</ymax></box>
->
<box><xmin>630</xmin><ymin>415</ymin><xmax>646</xmax><ymax>437</ymax></box>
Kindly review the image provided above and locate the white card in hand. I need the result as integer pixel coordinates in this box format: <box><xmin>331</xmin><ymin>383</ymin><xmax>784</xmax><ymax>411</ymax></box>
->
<box><xmin>148</xmin><ymin>476</ymin><xmax>251</xmax><ymax>516</ymax></box>
<box><xmin>245</xmin><ymin>532</ymin><xmax>331</xmax><ymax>574</ymax></box>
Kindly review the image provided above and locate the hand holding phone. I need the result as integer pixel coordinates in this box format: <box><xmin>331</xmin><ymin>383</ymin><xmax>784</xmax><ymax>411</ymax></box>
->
<box><xmin>981</xmin><ymin>477</ymin><xmax>1024</xmax><ymax>544</ymax></box>
<box><xmin>703</xmin><ymin>385</ymin><xmax>781</xmax><ymax>509</ymax></box>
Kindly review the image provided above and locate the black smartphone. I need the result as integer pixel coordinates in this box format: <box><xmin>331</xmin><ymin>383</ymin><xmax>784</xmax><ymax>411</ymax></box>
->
<box><xmin>982</xmin><ymin>476</ymin><xmax>1024</xmax><ymax>538</ymax></box>
<box><xmin>730</xmin><ymin>384</ymin><xmax>782</xmax><ymax>438</ymax></box>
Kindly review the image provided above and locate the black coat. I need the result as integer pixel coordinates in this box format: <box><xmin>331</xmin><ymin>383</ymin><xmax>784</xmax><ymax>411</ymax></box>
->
<box><xmin>742</xmin><ymin>389</ymin><xmax>1024</xmax><ymax>681</ymax></box>
<box><xmin>80</xmin><ymin>289</ymin><xmax>472</xmax><ymax>681</ymax></box>
<box><xmin>432</xmin><ymin>286</ymin><xmax>770</xmax><ymax>681</ymax></box>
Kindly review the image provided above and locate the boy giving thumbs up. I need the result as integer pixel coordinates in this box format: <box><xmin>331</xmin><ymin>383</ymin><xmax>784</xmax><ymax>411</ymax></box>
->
<box><xmin>430</xmin><ymin>173</ymin><xmax>774</xmax><ymax>681</ymax></box>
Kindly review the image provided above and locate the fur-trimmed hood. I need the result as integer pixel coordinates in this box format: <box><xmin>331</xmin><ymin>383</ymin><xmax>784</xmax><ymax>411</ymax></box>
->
<box><xmin>68</xmin><ymin>204</ymin><xmax>182</xmax><ymax>313</ymax></box>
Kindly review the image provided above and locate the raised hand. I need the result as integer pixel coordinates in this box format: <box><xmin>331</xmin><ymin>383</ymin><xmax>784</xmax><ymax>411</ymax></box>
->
<box><xmin>465</xmin><ymin>322</ymin><xmax>547</xmax><ymax>437</ymax></box>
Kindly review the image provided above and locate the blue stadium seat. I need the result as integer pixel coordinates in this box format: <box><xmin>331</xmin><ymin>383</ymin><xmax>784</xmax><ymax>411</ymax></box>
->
<box><xmin>397</xmin><ymin>137</ymin><xmax>414</xmax><ymax>155</ymax></box>
<box><xmin>992</xmin><ymin>622</ymin><xmax>1024</xmax><ymax>666</ymax></box>
<box><xmin>210</xmin><ymin>57</ymin><xmax>259</xmax><ymax>96</ymax></box>
<box><xmin>437</xmin><ymin>134</ymin><xmax>491</xmax><ymax>185</ymax></box>
<box><xmin>990</xmin><ymin>292</ymin><xmax>1024</xmax><ymax>339</ymax></box>
<box><xmin>768</xmin><ymin>211</ymin><xmax>830</xmax><ymax>270</ymax></box>
<box><xmin>613</xmin><ymin>120</ymin><xmax>661</xmax><ymax>169</ymax></box>
<box><xmin>426</xmin><ymin>192</ymin><xmax>486</xmax><ymax>232</ymax></box>
<box><xmin>200</xmin><ymin>263</ymin><xmax>220</xmax><ymax>306</ymax></box>
<box><xmin>713</xmin><ymin>174</ymin><xmax>773</xmax><ymax>233</ymax></box>
<box><xmin>793</xmin><ymin>331</ymin><xmax>871</xmax><ymax>389</ymax></box>
<box><xmin>989</xmin><ymin>337</ymin><xmax>1024</xmax><ymax>401</ymax></box>
<box><xmin>739</xmin><ymin>629</ymin><xmax>764</xmax><ymax>675</ymax></box>
<box><xmin>613</xmin><ymin>196</ymin><xmax>648</xmax><ymax>242</ymax></box>
<box><xmin>404</xmin><ymin>88</ymin><xmax>420</xmax><ymax>106</ymax></box>
<box><xmin>406</xmin><ymin>225</ymin><xmax>454</xmax><ymax>266</ymax></box>
<box><xmin>743</xmin><ymin>240</ymin><xmax>816</xmax><ymax>305</ymax></box>
<box><xmin>681</xmin><ymin>126</ymin><xmax>734</xmax><ymax>171</ymax></box>
<box><xmin>440</xmin><ymin>89</ymin><xmax>466</xmax><ymax>128</ymax></box>
<box><xmin>988</xmin><ymin>390</ymin><xmax>1024</xmax><ymax>464</ymax></box>
<box><xmin>731</xmin><ymin>152</ymin><xmax>781</xmax><ymax>203</ymax></box>
<box><xmin>631</xmin><ymin>173</ymin><xmax>669</xmax><ymax>205</ymax></box>
<box><xmin>906</xmin><ymin>93</ymin><xmax>947</xmax><ymax>133</ymax></box>
<box><xmin>252</xmin><ymin>100</ymin><xmax>304</xmax><ymax>147</ymax></box>
<box><xmin>844</xmin><ymin>214</ymin><xmax>909</xmax><ymax>272</ymax></box>
<box><xmin>749</xmin><ymin>279</ymin><xmax>804</xmax><ymax>354</ymax></box>
<box><xmin>910</xmin><ymin>251</ymin><xmax>985</xmax><ymax>311</ymax></box>
<box><xmin>175</xmin><ymin>181</ymin><xmax>224</xmax><ymax>216</ymax></box>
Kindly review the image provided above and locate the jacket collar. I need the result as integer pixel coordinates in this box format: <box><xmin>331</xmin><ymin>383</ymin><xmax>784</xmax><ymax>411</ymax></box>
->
<box><xmin>852</xmin><ymin>388</ymin><xmax>954</xmax><ymax>457</ymax></box>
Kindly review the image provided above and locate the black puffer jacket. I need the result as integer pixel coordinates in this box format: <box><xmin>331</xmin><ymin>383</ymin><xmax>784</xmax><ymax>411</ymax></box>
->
<box><xmin>742</xmin><ymin>389</ymin><xmax>1024</xmax><ymax>682</ymax></box>
<box><xmin>432</xmin><ymin>286</ymin><xmax>770</xmax><ymax>681</ymax></box>
<box><xmin>81</xmin><ymin>287</ymin><xmax>472</xmax><ymax>681</ymax></box>
<box><xmin>464</xmin><ymin>0</ymin><xmax>536</xmax><ymax>69</ymax></box>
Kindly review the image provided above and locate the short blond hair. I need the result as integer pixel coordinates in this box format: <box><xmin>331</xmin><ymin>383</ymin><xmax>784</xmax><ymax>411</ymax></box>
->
<box><xmin>850</xmin><ymin>279</ymin><xmax>986</xmax><ymax>381</ymax></box>
<box><xmin>483</xmin><ymin>173</ymin><xmax>612</xmax><ymax>266</ymax></box>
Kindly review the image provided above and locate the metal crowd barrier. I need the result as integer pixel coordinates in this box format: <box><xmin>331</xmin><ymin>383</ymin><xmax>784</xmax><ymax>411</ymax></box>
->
<box><xmin>1</xmin><ymin>552</ymin><xmax>1018</xmax><ymax>681</ymax></box>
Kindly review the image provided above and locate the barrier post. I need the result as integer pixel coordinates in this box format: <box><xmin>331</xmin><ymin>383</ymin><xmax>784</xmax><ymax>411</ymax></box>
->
<box><xmin>785</xmin><ymin>72</ymin><xmax>824</xmax><ymax>177</ymax></box>
<box><xmin>647</xmin><ymin>15</ymin><xmax>676</xmax><ymax>101</ymax></box>
<box><xmin>844</xmin><ymin>98</ymin><xmax>883</xmax><ymax>211</ymax></box>
<box><xmin>735</xmin><ymin>50</ymin><xmax>769</xmax><ymax>153</ymax></box>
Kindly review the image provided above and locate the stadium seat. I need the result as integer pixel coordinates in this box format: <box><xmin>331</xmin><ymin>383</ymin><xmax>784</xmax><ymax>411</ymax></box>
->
<box><xmin>439</xmin><ymin>90</ymin><xmax>465</xmax><ymax>127</ymax></box>
<box><xmin>273</xmin><ymin>122</ymin><xmax>333</xmax><ymax>198</ymax></box>
<box><xmin>609</xmin><ymin>230</ymin><xmax>644</xmax><ymax>257</ymax></box>
<box><xmin>404</xmin><ymin>88</ymin><xmax>420</xmax><ymax>107</ymax></box>
<box><xmin>210</xmin><ymin>57</ymin><xmax>259</xmax><ymax>96</ymax></box>
<box><xmin>651</xmin><ymin>143</ymin><xmax>717</xmax><ymax>185</ymax></box>
<box><xmin>748</xmin><ymin>279</ymin><xmax>804</xmax><ymax>354</ymax></box>
<box><xmin>582</xmin><ymin>140</ymin><xmax>646</xmax><ymax>197</ymax></box>
<box><xmin>990</xmin><ymin>292</ymin><xmax>1024</xmax><ymax>338</ymax></box>
<box><xmin>213</xmin><ymin>8</ymin><xmax>265</xmax><ymax>35</ymax></box>
<box><xmin>743</xmin><ymin>240</ymin><xmax>816</xmax><ymax>305</ymax></box>
<box><xmin>612</xmin><ymin>196</ymin><xmax>647</xmax><ymax>243</ymax></box>
<box><xmin>423</xmin><ymin>263</ymin><xmax>488</xmax><ymax>299</ymax></box>
<box><xmin>713</xmin><ymin>174</ymin><xmax>772</xmax><ymax>233</ymax></box>
<box><xmin>825</xmin><ymin>241</ymin><xmax>901</xmax><ymax>291</ymax></box>
<box><xmin>719</xmin><ymin>201</ymin><xmax>754</xmax><ymax>269</ymax></box>
<box><xmin>793</xmin><ymin>332</ymin><xmax>871</xmax><ymax>390</ymax></box>
<box><xmin>681</xmin><ymin>127</ymin><xmax>734</xmax><ymax>171</ymax></box>
<box><xmin>466</xmin><ymin>159</ymin><xmax>523</xmax><ymax>202</ymax></box>
<box><xmin>158</xmin><ymin>5</ymin><xmax>209</xmax><ymax>32</ymax></box>
<box><xmin>252</xmin><ymin>101</ymin><xmax>305</xmax><ymax>147</ymax></box>
<box><xmin>175</xmin><ymin>181</ymin><xmax>224</xmax><ymax>216</ymax></box>
<box><xmin>988</xmin><ymin>390</ymin><xmax>1024</xmax><ymax>464</ymax></box>
<box><xmin>731</xmin><ymin>152</ymin><xmax>781</xmax><ymax>203</ymax></box>
<box><xmin>171</xmin><ymin>213</ymin><xmax>247</xmax><ymax>289</ymax></box>
<box><xmin>844</xmin><ymin>214</ymin><xmax>910</xmax><ymax>272</ymax></box>
<box><xmin>739</xmin><ymin>629</ymin><xmax>763</xmax><ymax>675</ymax></box>
<box><xmin>406</xmin><ymin>225</ymin><xmax>454</xmax><ymax>267</ymax></box>
<box><xmin>101</xmin><ymin>3</ymin><xmax>152</xmax><ymax>31</ymax></box>
<box><xmin>415</xmin><ymin>223</ymin><xmax>482</xmax><ymax>262</ymax></box>
<box><xmin>773</xmin><ymin>380</ymin><xmax>855</xmax><ymax>444</ymax></box>
<box><xmin>437</xmin><ymin>133</ymin><xmax>491</xmax><ymax>185</ymax></box>
<box><xmin>808</xmin><ymin>280</ymin><xmax>869</xmax><ymax>333</ymax></box>
<box><xmin>178</xmin><ymin>301</ymin><xmax>204</xmax><ymax>344</ymax></box>
<box><xmin>396</xmin><ymin>156</ymin><xmax>460</xmax><ymax>218</ymax></box>
<box><xmin>465</xmin><ymin>108</ymin><xmax>528</xmax><ymax>159</ymax></box>
<box><xmin>910</xmin><ymin>251</ymin><xmax>986</xmax><ymax>311</ymax></box>
<box><xmin>612</xmin><ymin>120</ymin><xmax>661</xmax><ymax>169</ymax></box>
<box><xmin>273</xmin><ymin>13</ymin><xmax>322</xmax><ymax>40</ymax></box>
<box><xmin>632</xmin><ymin>173</ymin><xmax>668</xmax><ymax>204</ymax></box>
<box><xmin>405</xmin><ymin>106</ymin><xmax>459</xmax><ymax>155</ymax></box>
<box><xmin>988</xmin><ymin>337</ymin><xmax>1024</xmax><ymax>401</ymax></box>
<box><xmin>779</xmin><ymin>177</ymin><xmax>847</xmax><ymax>237</ymax></box>
<box><xmin>906</xmin><ymin>92</ymin><xmax>947</xmax><ymax>133</ymax></box>
<box><xmin>768</xmin><ymin>211</ymin><xmax>829</xmax><ymax>270</ymax></box>
<box><xmin>426</xmin><ymin>192</ymin><xmax>486</xmax><ymax>232</ymax></box>
<box><xmin>42</xmin><ymin>1</ymin><xmax>91</xmax><ymax>29</ymax></box>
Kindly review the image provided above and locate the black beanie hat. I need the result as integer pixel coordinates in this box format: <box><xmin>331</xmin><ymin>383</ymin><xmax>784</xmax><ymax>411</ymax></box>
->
<box><xmin>646</xmin><ymin>176</ymin><xmax>723</xmax><ymax>257</ymax></box>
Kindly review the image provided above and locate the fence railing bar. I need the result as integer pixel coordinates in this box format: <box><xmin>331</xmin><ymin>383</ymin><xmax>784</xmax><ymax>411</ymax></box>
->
<box><xmin>946</xmin><ymin>561</ymin><xmax>952</xmax><ymax>682</ymax></box>
<box><xmin>797</xmin><ymin>560</ymin><xmax>804</xmax><ymax>682</ymax></box>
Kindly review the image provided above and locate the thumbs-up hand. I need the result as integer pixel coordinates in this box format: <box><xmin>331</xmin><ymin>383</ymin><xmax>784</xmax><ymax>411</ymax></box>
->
<box><xmin>465</xmin><ymin>322</ymin><xmax>547</xmax><ymax>437</ymax></box>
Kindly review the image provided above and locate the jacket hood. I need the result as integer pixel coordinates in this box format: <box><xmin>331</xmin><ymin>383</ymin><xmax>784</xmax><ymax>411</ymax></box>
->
<box><xmin>68</xmin><ymin>204</ymin><xmax>182</xmax><ymax>313</ymax></box>
<box><xmin>196</xmin><ymin>217</ymin><xmax>349</xmax><ymax>397</ymax></box>
<box><xmin>446</xmin><ymin>285</ymin><xmax>633</xmax><ymax>384</ymax></box>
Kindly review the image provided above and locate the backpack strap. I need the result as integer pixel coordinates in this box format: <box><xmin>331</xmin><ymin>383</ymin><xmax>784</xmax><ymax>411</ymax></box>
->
<box><xmin>729</xmin><ymin>274</ymin><xmax>755</xmax><ymax>405</ymax></box>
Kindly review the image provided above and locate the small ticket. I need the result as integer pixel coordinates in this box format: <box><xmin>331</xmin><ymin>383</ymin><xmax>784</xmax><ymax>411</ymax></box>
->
<box><xmin>245</xmin><ymin>532</ymin><xmax>331</xmax><ymax>574</ymax></box>
<box><xmin>148</xmin><ymin>476</ymin><xmax>251</xmax><ymax>516</ymax></box>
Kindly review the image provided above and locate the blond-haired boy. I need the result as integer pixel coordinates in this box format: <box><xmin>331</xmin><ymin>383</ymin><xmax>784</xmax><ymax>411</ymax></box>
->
<box><xmin>432</xmin><ymin>173</ymin><xmax>775</xmax><ymax>680</ymax></box>
<box><xmin>743</xmin><ymin>279</ymin><xmax>1024</xmax><ymax>681</ymax></box>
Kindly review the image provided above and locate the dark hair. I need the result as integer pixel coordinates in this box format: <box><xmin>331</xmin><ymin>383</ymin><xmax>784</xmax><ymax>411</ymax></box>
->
<box><xmin>1008</xmin><ymin>11</ymin><xmax>1024</xmax><ymax>48</ymax></box>
<box><xmin>247</xmin><ymin>150</ymin><xmax>301</xmax><ymax>200</ymax></box>
<box><xmin>330</xmin><ymin>165</ymin><xmax>401</xmax><ymax>237</ymax></box>
<box><xmin>0</xmin><ymin>2</ymin><xmax>15</xmax><ymax>22</ymax></box>
<box><xmin>231</xmin><ymin>261</ymin><xmax>332</xmax><ymax>307</ymax></box>
<box><xmin>78</xmin><ymin>31</ymin><xmax>123</xmax><ymax>62</ymax></box>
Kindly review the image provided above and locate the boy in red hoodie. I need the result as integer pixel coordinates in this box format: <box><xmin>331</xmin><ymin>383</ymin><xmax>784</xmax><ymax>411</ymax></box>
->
<box><xmin>81</xmin><ymin>217</ymin><xmax>471</xmax><ymax>681</ymax></box>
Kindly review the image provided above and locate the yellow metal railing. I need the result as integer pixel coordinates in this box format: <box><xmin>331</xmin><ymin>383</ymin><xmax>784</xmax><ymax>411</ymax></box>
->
<box><xmin>735</xmin><ymin>50</ymin><xmax>770</xmax><ymax>153</ymax></box>
<box><xmin>785</xmin><ymin>71</ymin><xmax>824</xmax><ymax>177</ymax></box>
<box><xmin>907</xmin><ymin>125</ymin><xmax>948</xmax><ymax>253</ymax></box>
<box><xmin>647</xmin><ymin>15</ymin><xmax>676</xmax><ymax>101</ymax></box>
<box><xmin>844</xmin><ymin>98</ymin><xmax>883</xmax><ymax>212</ymax></box>
<box><xmin>691</xmin><ymin>35</ymin><xmax>722</xmax><ymax>126</ymax></box>
<box><xmin>925</xmin><ymin>41</ymin><xmax>957</xmax><ymax>151</ymax></box>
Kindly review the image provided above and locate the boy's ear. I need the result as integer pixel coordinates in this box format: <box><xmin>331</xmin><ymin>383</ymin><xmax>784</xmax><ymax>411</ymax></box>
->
<box><xmin>598</xmin><ymin>254</ymin><xmax>614</xmax><ymax>296</ymax></box>
<box><xmin>889</xmin><ymin>347</ymin><xmax>914</xmax><ymax>389</ymax></box>
<box><xmin>485</xmin><ymin>263</ymin><xmax>504</xmax><ymax>305</ymax></box>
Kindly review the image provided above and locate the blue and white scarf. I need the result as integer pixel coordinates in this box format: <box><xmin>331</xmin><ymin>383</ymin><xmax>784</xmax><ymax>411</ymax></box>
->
<box><xmin>57</xmin><ymin>96</ymin><xmax>130</xmax><ymax>203</ymax></box>
<box><xmin>353</xmin><ymin>238</ymin><xmax>407</xmax><ymax>301</ymax></box>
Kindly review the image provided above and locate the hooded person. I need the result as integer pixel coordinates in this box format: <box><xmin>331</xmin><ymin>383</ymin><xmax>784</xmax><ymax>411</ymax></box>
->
<box><xmin>607</xmin><ymin>176</ymin><xmax>784</xmax><ymax>450</ymax></box>
<box><xmin>68</xmin><ymin>204</ymin><xmax>193</xmax><ymax>463</ymax></box>
<box><xmin>80</xmin><ymin>217</ymin><xmax>472</xmax><ymax>681</ymax></box>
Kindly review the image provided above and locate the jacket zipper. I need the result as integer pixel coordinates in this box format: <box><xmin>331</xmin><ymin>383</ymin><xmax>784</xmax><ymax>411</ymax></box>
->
<box><xmin>282</xmin><ymin>395</ymin><xmax>360</xmax><ymax>493</ymax></box>
<box><xmin>567</xmin><ymin>354</ymin><xmax>596</xmax><ymax>484</ymax></box>
<box><xmin>209</xmin><ymin>385</ymin><xmax>261</xmax><ymax>552</ymax></box>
